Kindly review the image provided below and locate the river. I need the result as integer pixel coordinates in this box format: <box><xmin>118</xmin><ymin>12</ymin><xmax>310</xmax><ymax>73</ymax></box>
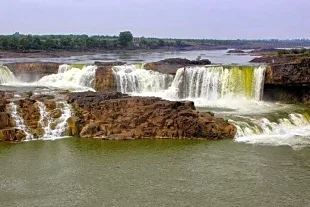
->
<box><xmin>0</xmin><ymin>50</ymin><xmax>310</xmax><ymax>206</ymax></box>
<box><xmin>0</xmin><ymin>139</ymin><xmax>309</xmax><ymax>206</ymax></box>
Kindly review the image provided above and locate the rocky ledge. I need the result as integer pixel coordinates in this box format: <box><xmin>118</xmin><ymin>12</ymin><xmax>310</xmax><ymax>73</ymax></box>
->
<box><xmin>144</xmin><ymin>58</ymin><xmax>211</xmax><ymax>74</ymax></box>
<box><xmin>67</xmin><ymin>92</ymin><xmax>236</xmax><ymax>140</ymax></box>
<box><xmin>5</xmin><ymin>62</ymin><xmax>60</xmax><ymax>82</ymax></box>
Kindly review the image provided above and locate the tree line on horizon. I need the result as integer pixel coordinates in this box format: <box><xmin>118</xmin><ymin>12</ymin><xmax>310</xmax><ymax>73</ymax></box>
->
<box><xmin>1</xmin><ymin>31</ymin><xmax>310</xmax><ymax>52</ymax></box>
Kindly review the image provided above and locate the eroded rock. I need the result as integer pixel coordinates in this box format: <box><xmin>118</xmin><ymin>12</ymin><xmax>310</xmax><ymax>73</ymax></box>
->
<box><xmin>67</xmin><ymin>92</ymin><xmax>236</xmax><ymax>140</ymax></box>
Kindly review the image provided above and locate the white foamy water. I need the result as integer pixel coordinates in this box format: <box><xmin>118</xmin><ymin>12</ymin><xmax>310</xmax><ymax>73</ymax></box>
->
<box><xmin>8</xmin><ymin>102</ymin><xmax>33</xmax><ymax>140</ymax></box>
<box><xmin>37</xmin><ymin>64</ymin><xmax>97</xmax><ymax>91</ymax></box>
<box><xmin>112</xmin><ymin>65</ymin><xmax>174</xmax><ymax>94</ymax></box>
<box><xmin>113</xmin><ymin>64</ymin><xmax>310</xmax><ymax>149</ymax></box>
<box><xmin>36</xmin><ymin>101</ymin><xmax>72</xmax><ymax>140</ymax></box>
<box><xmin>230</xmin><ymin>112</ymin><xmax>310</xmax><ymax>149</ymax></box>
<box><xmin>1</xmin><ymin>64</ymin><xmax>97</xmax><ymax>92</ymax></box>
<box><xmin>0</xmin><ymin>65</ymin><xmax>16</xmax><ymax>84</ymax></box>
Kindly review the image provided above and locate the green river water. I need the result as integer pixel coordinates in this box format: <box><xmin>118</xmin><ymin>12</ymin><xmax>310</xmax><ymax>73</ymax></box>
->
<box><xmin>1</xmin><ymin>138</ymin><xmax>309</xmax><ymax>207</ymax></box>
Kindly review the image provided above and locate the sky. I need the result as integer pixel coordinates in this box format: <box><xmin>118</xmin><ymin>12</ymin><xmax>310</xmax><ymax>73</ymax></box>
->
<box><xmin>1</xmin><ymin>0</ymin><xmax>310</xmax><ymax>39</ymax></box>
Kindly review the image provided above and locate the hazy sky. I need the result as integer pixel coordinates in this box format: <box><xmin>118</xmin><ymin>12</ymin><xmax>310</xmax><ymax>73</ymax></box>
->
<box><xmin>2</xmin><ymin>0</ymin><xmax>310</xmax><ymax>39</ymax></box>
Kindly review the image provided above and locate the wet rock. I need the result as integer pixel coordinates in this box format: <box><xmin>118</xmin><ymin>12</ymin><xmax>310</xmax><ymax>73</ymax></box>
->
<box><xmin>67</xmin><ymin>116</ymin><xmax>79</xmax><ymax>136</ymax></box>
<box><xmin>32</xmin><ymin>94</ymin><xmax>55</xmax><ymax>101</ymax></box>
<box><xmin>17</xmin><ymin>99</ymin><xmax>42</xmax><ymax>134</ymax></box>
<box><xmin>80</xmin><ymin>123</ymin><xmax>100</xmax><ymax>138</ymax></box>
<box><xmin>44</xmin><ymin>100</ymin><xmax>57</xmax><ymax>111</ymax></box>
<box><xmin>21</xmin><ymin>91</ymin><xmax>33</xmax><ymax>98</ymax></box>
<box><xmin>68</xmin><ymin>92</ymin><xmax>236</xmax><ymax>140</ymax></box>
<box><xmin>0</xmin><ymin>128</ymin><xmax>25</xmax><ymax>141</ymax></box>
<box><xmin>0</xmin><ymin>112</ymin><xmax>11</xmax><ymax>129</ymax></box>
<box><xmin>94</xmin><ymin>62</ymin><xmax>126</xmax><ymax>92</ymax></box>
<box><xmin>0</xmin><ymin>128</ymin><xmax>15</xmax><ymax>141</ymax></box>
<box><xmin>15</xmin><ymin>129</ymin><xmax>27</xmax><ymax>141</ymax></box>
<box><xmin>50</xmin><ymin>108</ymin><xmax>62</xmax><ymax>119</ymax></box>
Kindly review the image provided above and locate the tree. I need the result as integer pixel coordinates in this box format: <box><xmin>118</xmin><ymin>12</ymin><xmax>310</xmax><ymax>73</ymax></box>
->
<box><xmin>118</xmin><ymin>31</ymin><xmax>133</xmax><ymax>48</ymax></box>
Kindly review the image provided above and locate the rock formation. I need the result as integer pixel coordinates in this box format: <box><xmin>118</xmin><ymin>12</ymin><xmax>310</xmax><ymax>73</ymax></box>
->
<box><xmin>93</xmin><ymin>62</ymin><xmax>126</xmax><ymax>92</ymax></box>
<box><xmin>67</xmin><ymin>92</ymin><xmax>236</xmax><ymax>140</ymax></box>
<box><xmin>144</xmin><ymin>58</ymin><xmax>211</xmax><ymax>74</ymax></box>
<box><xmin>263</xmin><ymin>58</ymin><xmax>310</xmax><ymax>104</ymax></box>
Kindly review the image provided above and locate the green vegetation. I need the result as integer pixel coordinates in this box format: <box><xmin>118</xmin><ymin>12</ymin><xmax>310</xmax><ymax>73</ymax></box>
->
<box><xmin>118</xmin><ymin>31</ymin><xmax>134</xmax><ymax>48</ymax></box>
<box><xmin>0</xmin><ymin>31</ymin><xmax>310</xmax><ymax>52</ymax></box>
<box><xmin>70</xmin><ymin>64</ymin><xmax>85</xmax><ymax>69</ymax></box>
<box><xmin>278</xmin><ymin>48</ymin><xmax>310</xmax><ymax>56</ymax></box>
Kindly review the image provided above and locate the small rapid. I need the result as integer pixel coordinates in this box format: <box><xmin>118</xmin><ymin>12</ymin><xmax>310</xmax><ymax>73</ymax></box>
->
<box><xmin>8</xmin><ymin>102</ymin><xmax>33</xmax><ymax>140</ymax></box>
<box><xmin>231</xmin><ymin>112</ymin><xmax>310</xmax><ymax>149</ymax></box>
<box><xmin>36</xmin><ymin>101</ymin><xmax>72</xmax><ymax>140</ymax></box>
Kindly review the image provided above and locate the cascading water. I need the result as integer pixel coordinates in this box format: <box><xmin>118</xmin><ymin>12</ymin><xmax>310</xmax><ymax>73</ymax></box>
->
<box><xmin>112</xmin><ymin>63</ymin><xmax>310</xmax><ymax>148</ymax></box>
<box><xmin>8</xmin><ymin>102</ymin><xmax>33</xmax><ymax>140</ymax></box>
<box><xmin>172</xmin><ymin>65</ymin><xmax>266</xmax><ymax>101</ymax></box>
<box><xmin>112</xmin><ymin>65</ymin><xmax>174</xmax><ymax>94</ymax></box>
<box><xmin>0</xmin><ymin>65</ymin><xmax>16</xmax><ymax>84</ymax></box>
<box><xmin>36</xmin><ymin>101</ymin><xmax>72</xmax><ymax>139</ymax></box>
<box><xmin>37</xmin><ymin>64</ymin><xmax>97</xmax><ymax>91</ymax></box>
<box><xmin>230</xmin><ymin>112</ymin><xmax>310</xmax><ymax>149</ymax></box>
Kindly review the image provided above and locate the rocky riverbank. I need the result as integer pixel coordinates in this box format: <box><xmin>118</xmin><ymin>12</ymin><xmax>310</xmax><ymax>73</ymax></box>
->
<box><xmin>0</xmin><ymin>90</ymin><xmax>236</xmax><ymax>141</ymax></box>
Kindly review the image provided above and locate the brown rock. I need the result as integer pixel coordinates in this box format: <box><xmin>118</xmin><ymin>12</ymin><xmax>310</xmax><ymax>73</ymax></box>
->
<box><xmin>94</xmin><ymin>62</ymin><xmax>126</xmax><ymax>92</ymax></box>
<box><xmin>0</xmin><ymin>112</ymin><xmax>11</xmax><ymax>129</ymax></box>
<box><xmin>67</xmin><ymin>116</ymin><xmax>79</xmax><ymax>136</ymax></box>
<box><xmin>50</xmin><ymin>108</ymin><xmax>62</xmax><ymax>119</ymax></box>
<box><xmin>68</xmin><ymin>91</ymin><xmax>236</xmax><ymax>140</ymax></box>
<box><xmin>144</xmin><ymin>58</ymin><xmax>211</xmax><ymax>74</ymax></box>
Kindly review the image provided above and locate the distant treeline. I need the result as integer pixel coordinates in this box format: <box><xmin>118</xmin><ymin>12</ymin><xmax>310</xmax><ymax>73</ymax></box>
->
<box><xmin>1</xmin><ymin>31</ymin><xmax>310</xmax><ymax>52</ymax></box>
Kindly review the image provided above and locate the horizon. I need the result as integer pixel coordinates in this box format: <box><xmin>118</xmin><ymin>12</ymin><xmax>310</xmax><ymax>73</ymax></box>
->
<box><xmin>1</xmin><ymin>32</ymin><xmax>310</xmax><ymax>41</ymax></box>
<box><xmin>2</xmin><ymin>0</ymin><xmax>310</xmax><ymax>39</ymax></box>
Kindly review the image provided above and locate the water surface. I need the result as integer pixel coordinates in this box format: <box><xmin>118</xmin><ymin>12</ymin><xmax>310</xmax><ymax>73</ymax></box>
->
<box><xmin>0</xmin><ymin>138</ymin><xmax>309</xmax><ymax>207</ymax></box>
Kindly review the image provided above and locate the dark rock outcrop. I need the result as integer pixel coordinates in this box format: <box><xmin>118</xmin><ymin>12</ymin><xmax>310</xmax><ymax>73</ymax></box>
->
<box><xmin>144</xmin><ymin>58</ymin><xmax>211</xmax><ymax>74</ymax></box>
<box><xmin>264</xmin><ymin>58</ymin><xmax>310</xmax><ymax>85</ymax></box>
<box><xmin>227</xmin><ymin>49</ymin><xmax>245</xmax><ymax>54</ymax></box>
<box><xmin>5</xmin><ymin>62</ymin><xmax>60</xmax><ymax>82</ymax></box>
<box><xmin>67</xmin><ymin>92</ymin><xmax>236</xmax><ymax>140</ymax></box>
<box><xmin>262</xmin><ymin>58</ymin><xmax>310</xmax><ymax>104</ymax></box>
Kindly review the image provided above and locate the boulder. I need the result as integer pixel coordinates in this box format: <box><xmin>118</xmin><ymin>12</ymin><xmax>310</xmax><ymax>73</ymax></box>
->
<box><xmin>93</xmin><ymin>62</ymin><xmax>126</xmax><ymax>92</ymax></box>
<box><xmin>50</xmin><ymin>108</ymin><xmax>62</xmax><ymax>119</ymax></box>
<box><xmin>67</xmin><ymin>116</ymin><xmax>79</xmax><ymax>136</ymax></box>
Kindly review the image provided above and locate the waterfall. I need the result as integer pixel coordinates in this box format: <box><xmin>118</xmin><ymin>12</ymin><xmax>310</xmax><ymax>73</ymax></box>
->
<box><xmin>37</xmin><ymin>64</ymin><xmax>97</xmax><ymax>91</ymax></box>
<box><xmin>173</xmin><ymin>65</ymin><xmax>266</xmax><ymax>101</ymax></box>
<box><xmin>8</xmin><ymin>102</ymin><xmax>33</xmax><ymax>140</ymax></box>
<box><xmin>0</xmin><ymin>66</ymin><xmax>16</xmax><ymax>84</ymax></box>
<box><xmin>231</xmin><ymin>112</ymin><xmax>310</xmax><ymax>149</ymax></box>
<box><xmin>112</xmin><ymin>64</ymin><xmax>266</xmax><ymax>101</ymax></box>
<box><xmin>112</xmin><ymin>65</ymin><xmax>174</xmax><ymax>94</ymax></box>
<box><xmin>36</xmin><ymin>101</ymin><xmax>72</xmax><ymax>139</ymax></box>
